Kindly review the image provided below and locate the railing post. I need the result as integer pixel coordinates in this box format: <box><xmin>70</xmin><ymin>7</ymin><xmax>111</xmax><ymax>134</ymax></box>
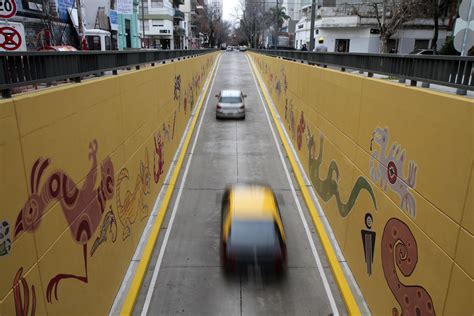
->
<box><xmin>2</xmin><ymin>89</ymin><xmax>11</xmax><ymax>98</ymax></box>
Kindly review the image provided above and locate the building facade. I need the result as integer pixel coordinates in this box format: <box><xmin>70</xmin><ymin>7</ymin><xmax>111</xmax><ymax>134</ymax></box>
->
<box><xmin>139</xmin><ymin>0</ymin><xmax>174</xmax><ymax>48</ymax></box>
<box><xmin>294</xmin><ymin>0</ymin><xmax>451</xmax><ymax>53</ymax></box>
<box><xmin>82</xmin><ymin>0</ymin><xmax>140</xmax><ymax>50</ymax></box>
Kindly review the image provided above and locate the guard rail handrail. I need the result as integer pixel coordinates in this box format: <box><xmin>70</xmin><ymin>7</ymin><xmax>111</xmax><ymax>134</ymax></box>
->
<box><xmin>250</xmin><ymin>49</ymin><xmax>473</xmax><ymax>93</ymax></box>
<box><xmin>0</xmin><ymin>49</ymin><xmax>216</xmax><ymax>98</ymax></box>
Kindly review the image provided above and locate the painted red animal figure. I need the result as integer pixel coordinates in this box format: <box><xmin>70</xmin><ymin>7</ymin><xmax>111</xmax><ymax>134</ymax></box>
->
<box><xmin>14</xmin><ymin>140</ymin><xmax>114</xmax><ymax>303</ymax></box>
<box><xmin>12</xmin><ymin>267</ymin><xmax>36</xmax><ymax>316</ymax></box>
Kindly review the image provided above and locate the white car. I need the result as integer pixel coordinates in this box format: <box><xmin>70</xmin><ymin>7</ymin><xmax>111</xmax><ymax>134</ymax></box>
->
<box><xmin>215</xmin><ymin>90</ymin><xmax>246</xmax><ymax>120</ymax></box>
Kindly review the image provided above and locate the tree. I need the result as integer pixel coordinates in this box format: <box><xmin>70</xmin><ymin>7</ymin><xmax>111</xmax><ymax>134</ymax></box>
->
<box><xmin>237</xmin><ymin>0</ymin><xmax>268</xmax><ymax>48</ymax></box>
<box><xmin>269</xmin><ymin>5</ymin><xmax>290</xmax><ymax>31</ymax></box>
<box><xmin>371</xmin><ymin>0</ymin><xmax>431</xmax><ymax>53</ymax></box>
<box><xmin>430</xmin><ymin>0</ymin><xmax>457</xmax><ymax>51</ymax></box>
<box><xmin>195</xmin><ymin>4</ymin><xmax>222</xmax><ymax>47</ymax></box>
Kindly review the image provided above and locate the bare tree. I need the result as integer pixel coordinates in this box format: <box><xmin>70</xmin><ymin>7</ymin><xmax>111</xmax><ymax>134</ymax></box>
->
<box><xmin>371</xmin><ymin>0</ymin><xmax>431</xmax><ymax>53</ymax></box>
<box><xmin>196</xmin><ymin>4</ymin><xmax>222</xmax><ymax>47</ymax></box>
<box><xmin>237</xmin><ymin>0</ymin><xmax>269</xmax><ymax>48</ymax></box>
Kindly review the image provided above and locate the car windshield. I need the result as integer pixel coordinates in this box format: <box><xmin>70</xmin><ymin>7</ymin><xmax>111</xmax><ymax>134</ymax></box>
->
<box><xmin>220</xmin><ymin>96</ymin><xmax>241</xmax><ymax>103</ymax></box>
<box><xmin>229</xmin><ymin>220</ymin><xmax>277</xmax><ymax>248</ymax></box>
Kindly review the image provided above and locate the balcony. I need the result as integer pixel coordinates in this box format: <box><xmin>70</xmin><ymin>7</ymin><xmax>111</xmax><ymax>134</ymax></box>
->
<box><xmin>174</xmin><ymin>9</ymin><xmax>184</xmax><ymax>20</ymax></box>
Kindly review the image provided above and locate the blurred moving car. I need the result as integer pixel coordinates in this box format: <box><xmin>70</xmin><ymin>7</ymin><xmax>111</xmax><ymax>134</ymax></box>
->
<box><xmin>220</xmin><ymin>184</ymin><xmax>287</xmax><ymax>274</ymax></box>
<box><xmin>226</xmin><ymin>46</ymin><xmax>233</xmax><ymax>52</ymax></box>
<box><xmin>239</xmin><ymin>45</ymin><xmax>247</xmax><ymax>52</ymax></box>
<box><xmin>215</xmin><ymin>90</ymin><xmax>246</xmax><ymax>119</ymax></box>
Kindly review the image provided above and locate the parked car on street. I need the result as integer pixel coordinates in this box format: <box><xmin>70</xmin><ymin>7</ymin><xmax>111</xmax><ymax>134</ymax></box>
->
<box><xmin>215</xmin><ymin>90</ymin><xmax>246</xmax><ymax>119</ymax></box>
<box><xmin>220</xmin><ymin>184</ymin><xmax>287</xmax><ymax>274</ymax></box>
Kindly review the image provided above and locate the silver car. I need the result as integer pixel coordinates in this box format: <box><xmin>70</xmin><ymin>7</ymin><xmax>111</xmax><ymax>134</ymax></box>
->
<box><xmin>215</xmin><ymin>90</ymin><xmax>247</xmax><ymax>120</ymax></box>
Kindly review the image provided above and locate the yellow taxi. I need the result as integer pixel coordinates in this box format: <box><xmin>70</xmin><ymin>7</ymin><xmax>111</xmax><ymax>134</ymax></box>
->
<box><xmin>220</xmin><ymin>184</ymin><xmax>287</xmax><ymax>273</ymax></box>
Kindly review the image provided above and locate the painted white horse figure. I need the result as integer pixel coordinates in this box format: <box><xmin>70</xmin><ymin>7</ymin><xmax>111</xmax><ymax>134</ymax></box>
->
<box><xmin>370</xmin><ymin>127</ymin><xmax>418</xmax><ymax>219</ymax></box>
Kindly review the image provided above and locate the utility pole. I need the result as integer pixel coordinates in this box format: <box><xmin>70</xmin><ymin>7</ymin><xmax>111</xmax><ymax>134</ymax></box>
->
<box><xmin>309</xmin><ymin>0</ymin><xmax>316</xmax><ymax>51</ymax></box>
<box><xmin>141</xmin><ymin>0</ymin><xmax>146</xmax><ymax>48</ymax></box>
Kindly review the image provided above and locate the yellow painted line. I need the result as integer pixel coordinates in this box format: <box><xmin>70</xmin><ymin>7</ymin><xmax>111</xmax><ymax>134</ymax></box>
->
<box><xmin>120</xmin><ymin>53</ymin><xmax>221</xmax><ymax>315</ymax></box>
<box><xmin>247</xmin><ymin>53</ymin><xmax>362</xmax><ymax>316</ymax></box>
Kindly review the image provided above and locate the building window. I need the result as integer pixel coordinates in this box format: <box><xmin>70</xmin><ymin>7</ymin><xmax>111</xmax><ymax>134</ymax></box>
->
<box><xmin>414</xmin><ymin>39</ymin><xmax>430</xmax><ymax>50</ymax></box>
<box><xmin>21</xmin><ymin>0</ymin><xmax>43</xmax><ymax>11</ymax></box>
<box><xmin>87</xmin><ymin>36</ymin><xmax>102</xmax><ymax>51</ymax></box>
<box><xmin>335</xmin><ymin>39</ymin><xmax>350</xmax><ymax>52</ymax></box>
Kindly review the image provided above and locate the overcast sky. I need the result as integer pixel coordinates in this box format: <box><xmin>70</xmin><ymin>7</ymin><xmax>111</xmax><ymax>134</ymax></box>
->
<box><xmin>223</xmin><ymin>0</ymin><xmax>242</xmax><ymax>23</ymax></box>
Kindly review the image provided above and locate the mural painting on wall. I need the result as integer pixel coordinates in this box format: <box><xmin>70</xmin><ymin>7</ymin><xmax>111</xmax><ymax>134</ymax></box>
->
<box><xmin>90</xmin><ymin>208</ymin><xmax>117</xmax><ymax>256</ymax></box>
<box><xmin>382</xmin><ymin>218</ymin><xmax>435</xmax><ymax>316</ymax></box>
<box><xmin>296</xmin><ymin>111</ymin><xmax>305</xmax><ymax>150</ymax></box>
<box><xmin>306</xmin><ymin>126</ymin><xmax>377</xmax><ymax>217</ymax></box>
<box><xmin>284</xmin><ymin>98</ymin><xmax>296</xmax><ymax>140</ymax></box>
<box><xmin>154</xmin><ymin>132</ymin><xmax>165</xmax><ymax>184</ymax></box>
<box><xmin>0</xmin><ymin>220</ymin><xmax>12</xmax><ymax>256</ymax></box>
<box><xmin>361</xmin><ymin>213</ymin><xmax>376</xmax><ymax>275</ymax></box>
<box><xmin>12</xmin><ymin>267</ymin><xmax>36</xmax><ymax>316</ymax></box>
<box><xmin>174</xmin><ymin>74</ymin><xmax>182</xmax><ymax>111</ymax></box>
<box><xmin>116</xmin><ymin>149</ymin><xmax>151</xmax><ymax>241</ymax></box>
<box><xmin>14</xmin><ymin>139</ymin><xmax>115</xmax><ymax>303</ymax></box>
<box><xmin>172</xmin><ymin>111</ymin><xmax>177</xmax><ymax>140</ymax></box>
<box><xmin>370</xmin><ymin>127</ymin><xmax>418</xmax><ymax>219</ymax></box>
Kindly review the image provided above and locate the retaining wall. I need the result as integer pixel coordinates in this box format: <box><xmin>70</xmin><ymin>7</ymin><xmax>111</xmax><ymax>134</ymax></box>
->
<box><xmin>0</xmin><ymin>52</ymin><xmax>217</xmax><ymax>315</ymax></box>
<box><xmin>250</xmin><ymin>52</ymin><xmax>473</xmax><ymax>315</ymax></box>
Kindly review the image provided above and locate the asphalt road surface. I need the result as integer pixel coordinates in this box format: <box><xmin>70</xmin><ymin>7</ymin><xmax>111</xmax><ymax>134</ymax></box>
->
<box><xmin>133</xmin><ymin>52</ymin><xmax>348</xmax><ymax>316</ymax></box>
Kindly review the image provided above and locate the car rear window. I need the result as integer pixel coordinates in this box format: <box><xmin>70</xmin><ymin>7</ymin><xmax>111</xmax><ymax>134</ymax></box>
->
<box><xmin>229</xmin><ymin>220</ymin><xmax>277</xmax><ymax>248</ymax></box>
<box><xmin>220</xmin><ymin>96</ymin><xmax>241</xmax><ymax>103</ymax></box>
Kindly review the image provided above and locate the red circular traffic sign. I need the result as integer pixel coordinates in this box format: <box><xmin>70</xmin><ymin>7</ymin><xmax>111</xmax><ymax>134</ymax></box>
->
<box><xmin>0</xmin><ymin>27</ymin><xmax>22</xmax><ymax>50</ymax></box>
<box><xmin>0</xmin><ymin>0</ymin><xmax>17</xmax><ymax>18</ymax></box>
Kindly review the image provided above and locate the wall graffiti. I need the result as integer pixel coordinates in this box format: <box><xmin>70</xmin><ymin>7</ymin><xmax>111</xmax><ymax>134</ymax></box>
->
<box><xmin>0</xmin><ymin>220</ymin><xmax>12</xmax><ymax>256</ymax></box>
<box><xmin>12</xmin><ymin>267</ymin><xmax>36</xmax><ymax>316</ymax></box>
<box><xmin>381</xmin><ymin>218</ymin><xmax>435</xmax><ymax>316</ymax></box>
<box><xmin>116</xmin><ymin>149</ymin><xmax>151</xmax><ymax>241</ymax></box>
<box><xmin>14</xmin><ymin>139</ymin><xmax>115</xmax><ymax>303</ymax></box>
<box><xmin>370</xmin><ymin>127</ymin><xmax>418</xmax><ymax>219</ymax></box>
<box><xmin>306</xmin><ymin>127</ymin><xmax>377</xmax><ymax>217</ymax></box>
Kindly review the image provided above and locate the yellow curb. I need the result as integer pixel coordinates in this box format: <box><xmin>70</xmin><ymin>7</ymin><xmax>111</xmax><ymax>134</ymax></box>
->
<box><xmin>120</xmin><ymin>53</ymin><xmax>221</xmax><ymax>315</ymax></box>
<box><xmin>247</xmin><ymin>53</ymin><xmax>362</xmax><ymax>316</ymax></box>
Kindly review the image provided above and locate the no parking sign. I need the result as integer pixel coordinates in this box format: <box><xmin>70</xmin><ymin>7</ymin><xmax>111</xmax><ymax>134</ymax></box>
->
<box><xmin>0</xmin><ymin>22</ymin><xmax>26</xmax><ymax>51</ymax></box>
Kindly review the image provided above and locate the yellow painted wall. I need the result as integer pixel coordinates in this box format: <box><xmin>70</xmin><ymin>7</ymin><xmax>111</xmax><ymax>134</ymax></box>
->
<box><xmin>0</xmin><ymin>53</ymin><xmax>217</xmax><ymax>316</ymax></box>
<box><xmin>250</xmin><ymin>52</ymin><xmax>473</xmax><ymax>315</ymax></box>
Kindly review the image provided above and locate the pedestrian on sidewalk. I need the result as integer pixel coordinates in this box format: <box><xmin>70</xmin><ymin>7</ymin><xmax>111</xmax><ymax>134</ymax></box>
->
<box><xmin>314</xmin><ymin>37</ymin><xmax>328</xmax><ymax>52</ymax></box>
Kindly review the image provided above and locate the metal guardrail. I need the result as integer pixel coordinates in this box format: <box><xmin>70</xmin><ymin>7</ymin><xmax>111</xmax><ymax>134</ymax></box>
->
<box><xmin>251</xmin><ymin>49</ymin><xmax>474</xmax><ymax>93</ymax></box>
<box><xmin>0</xmin><ymin>49</ymin><xmax>216</xmax><ymax>98</ymax></box>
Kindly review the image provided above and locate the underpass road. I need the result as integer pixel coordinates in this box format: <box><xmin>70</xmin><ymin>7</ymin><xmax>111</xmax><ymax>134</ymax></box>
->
<box><xmin>133</xmin><ymin>52</ymin><xmax>347</xmax><ymax>316</ymax></box>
